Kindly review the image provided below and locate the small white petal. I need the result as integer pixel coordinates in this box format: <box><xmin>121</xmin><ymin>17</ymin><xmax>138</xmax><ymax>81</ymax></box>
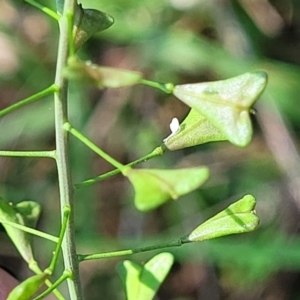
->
<box><xmin>163</xmin><ymin>117</ymin><xmax>180</xmax><ymax>143</ymax></box>
<box><xmin>170</xmin><ymin>118</ymin><xmax>180</xmax><ymax>134</ymax></box>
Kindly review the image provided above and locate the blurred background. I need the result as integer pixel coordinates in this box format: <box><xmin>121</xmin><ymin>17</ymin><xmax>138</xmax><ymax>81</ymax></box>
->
<box><xmin>1</xmin><ymin>0</ymin><xmax>300</xmax><ymax>299</ymax></box>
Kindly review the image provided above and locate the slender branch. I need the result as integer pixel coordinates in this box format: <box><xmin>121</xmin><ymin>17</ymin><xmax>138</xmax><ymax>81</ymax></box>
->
<box><xmin>0</xmin><ymin>219</ymin><xmax>58</xmax><ymax>243</ymax></box>
<box><xmin>0</xmin><ymin>150</ymin><xmax>56</xmax><ymax>158</ymax></box>
<box><xmin>48</xmin><ymin>206</ymin><xmax>70</xmax><ymax>272</ymax></box>
<box><xmin>54</xmin><ymin>0</ymin><xmax>82</xmax><ymax>299</ymax></box>
<box><xmin>29</xmin><ymin>262</ymin><xmax>65</xmax><ymax>300</ymax></box>
<box><xmin>77</xmin><ymin>239</ymin><xmax>182</xmax><ymax>262</ymax></box>
<box><xmin>0</xmin><ymin>85</ymin><xmax>58</xmax><ymax>118</ymax></box>
<box><xmin>34</xmin><ymin>270</ymin><xmax>71</xmax><ymax>300</ymax></box>
<box><xmin>140</xmin><ymin>79</ymin><xmax>174</xmax><ymax>94</ymax></box>
<box><xmin>25</xmin><ymin>0</ymin><xmax>60</xmax><ymax>21</ymax></box>
<box><xmin>64</xmin><ymin>122</ymin><xmax>126</xmax><ymax>171</ymax></box>
<box><xmin>74</xmin><ymin>146</ymin><xmax>165</xmax><ymax>189</ymax></box>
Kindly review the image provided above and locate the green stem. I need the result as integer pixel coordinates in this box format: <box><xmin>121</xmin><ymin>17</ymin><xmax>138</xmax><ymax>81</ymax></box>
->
<box><xmin>54</xmin><ymin>0</ymin><xmax>82</xmax><ymax>299</ymax></box>
<box><xmin>67</xmin><ymin>11</ymin><xmax>75</xmax><ymax>56</ymax></box>
<box><xmin>29</xmin><ymin>262</ymin><xmax>65</xmax><ymax>300</ymax></box>
<box><xmin>0</xmin><ymin>150</ymin><xmax>56</xmax><ymax>159</ymax></box>
<box><xmin>48</xmin><ymin>206</ymin><xmax>70</xmax><ymax>272</ymax></box>
<box><xmin>0</xmin><ymin>85</ymin><xmax>58</xmax><ymax>118</ymax></box>
<box><xmin>64</xmin><ymin>122</ymin><xmax>126</xmax><ymax>172</ymax></box>
<box><xmin>74</xmin><ymin>146</ymin><xmax>165</xmax><ymax>189</ymax></box>
<box><xmin>140</xmin><ymin>79</ymin><xmax>174</xmax><ymax>94</ymax></box>
<box><xmin>25</xmin><ymin>0</ymin><xmax>60</xmax><ymax>21</ymax></box>
<box><xmin>78</xmin><ymin>238</ymin><xmax>182</xmax><ymax>262</ymax></box>
<box><xmin>0</xmin><ymin>219</ymin><xmax>58</xmax><ymax>243</ymax></box>
<box><xmin>34</xmin><ymin>270</ymin><xmax>71</xmax><ymax>300</ymax></box>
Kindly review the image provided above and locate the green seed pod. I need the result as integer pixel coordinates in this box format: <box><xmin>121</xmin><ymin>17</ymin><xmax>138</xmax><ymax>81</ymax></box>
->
<box><xmin>65</xmin><ymin>57</ymin><xmax>142</xmax><ymax>88</ymax></box>
<box><xmin>173</xmin><ymin>71</ymin><xmax>268</xmax><ymax>147</ymax></box>
<box><xmin>124</xmin><ymin>167</ymin><xmax>209</xmax><ymax>211</ymax></box>
<box><xmin>164</xmin><ymin>109</ymin><xmax>227</xmax><ymax>150</ymax></box>
<box><xmin>73</xmin><ymin>5</ymin><xmax>114</xmax><ymax>50</ymax></box>
<box><xmin>7</xmin><ymin>273</ymin><xmax>48</xmax><ymax>300</ymax></box>
<box><xmin>0</xmin><ymin>198</ymin><xmax>34</xmax><ymax>263</ymax></box>
<box><xmin>182</xmin><ymin>195</ymin><xmax>259</xmax><ymax>242</ymax></box>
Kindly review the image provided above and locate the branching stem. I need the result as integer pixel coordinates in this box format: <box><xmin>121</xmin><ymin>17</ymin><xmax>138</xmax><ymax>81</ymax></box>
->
<box><xmin>54</xmin><ymin>0</ymin><xmax>82</xmax><ymax>299</ymax></box>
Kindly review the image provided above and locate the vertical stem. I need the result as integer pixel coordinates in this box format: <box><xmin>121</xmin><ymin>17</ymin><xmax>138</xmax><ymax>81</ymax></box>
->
<box><xmin>54</xmin><ymin>1</ymin><xmax>82</xmax><ymax>299</ymax></box>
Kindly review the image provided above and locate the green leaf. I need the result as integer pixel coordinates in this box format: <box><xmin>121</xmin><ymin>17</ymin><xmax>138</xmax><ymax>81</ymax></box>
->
<box><xmin>182</xmin><ymin>195</ymin><xmax>259</xmax><ymax>242</ymax></box>
<box><xmin>0</xmin><ymin>198</ymin><xmax>40</xmax><ymax>263</ymax></box>
<box><xmin>117</xmin><ymin>253</ymin><xmax>174</xmax><ymax>300</ymax></box>
<box><xmin>7</xmin><ymin>272</ymin><xmax>48</xmax><ymax>300</ymax></box>
<box><xmin>173</xmin><ymin>71</ymin><xmax>268</xmax><ymax>147</ymax></box>
<box><xmin>73</xmin><ymin>4</ymin><xmax>114</xmax><ymax>50</ymax></box>
<box><xmin>163</xmin><ymin>109</ymin><xmax>227</xmax><ymax>151</ymax></box>
<box><xmin>65</xmin><ymin>56</ymin><xmax>142</xmax><ymax>88</ymax></box>
<box><xmin>124</xmin><ymin>167</ymin><xmax>209</xmax><ymax>211</ymax></box>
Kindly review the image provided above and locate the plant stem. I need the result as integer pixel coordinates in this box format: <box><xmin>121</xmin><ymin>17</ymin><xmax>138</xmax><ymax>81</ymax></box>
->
<box><xmin>140</xmin><ymin>79</ymin><xmax>174</xmax><ymax>94</ymax></box>
<box><xmin>0</xmin><ymin>219</ymin><xmax>58</xmax><ymax>242</ymax></box>
<box><xmin>0</xmin><ymin>85</ymin><xmax>58</xmax><ymax>118</ymax></box>
<box><xmin>64</xmin><ymin>122</ymin><xmax>126</xmax><ymax>171</ymax></box>
<box><xmin>74</xmin><ymin>146</ymin><xmax>165</xmax><ymax>189</ymax></box>
<box><xmin>54</xmin><ymin>0</ymin><xmax>82</xmax><ymax>299</ymax></box>
<box><xmin>77</xmin><ymin>238</ymin><xmax>182</xmax><ymax>262</ymax></box>
<box><xmin>34</xmin><ymin>271</ymin><xmax>71</xmax><ymax>300</ymax></box>
<box><xmin>29</xmin><ymin>262</ymin><xmax>65</xmax><ymax>300</ymax></box>
<box><xmin>0</xmin><ymin>150</ymin><xmax>56</xmax><ymax>158</ymax></box>
<box><xmin>48</xmin><ymin>206</ymin><xmax>70</xmax><ymax>272</ymax></box>
<box><xmin>25</xmin><ymin>0</ymin><xmax>60</xmax><ymax>21</ymax></box>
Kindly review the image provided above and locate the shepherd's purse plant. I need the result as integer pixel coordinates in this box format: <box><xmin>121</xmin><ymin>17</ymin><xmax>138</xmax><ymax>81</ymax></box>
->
<box><xmin>0</xmin><ymin>1</ymin><xmax>268</xmax><ymax>299</ymax></box>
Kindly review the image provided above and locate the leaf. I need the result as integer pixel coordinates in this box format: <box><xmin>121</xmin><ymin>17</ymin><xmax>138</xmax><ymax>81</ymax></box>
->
<box><xmin>124</xmin><ymin>167</ymin><xmax>209</xmax><ymax>211</ymax></box>
<box><xmin>73</xmin><ymin>4</ymin><xmax>114</xmax><ymax>50</ymax></box>
<box><xmin>182</xmin><ymin>195</ymin><xmax>259</xmax><ymax>242</ymax></box>
<box><xmin>163</xmin><ymin>109</ymin><xmax>227</xmax><ymax>151</ymax></box>
<box><xmin>65</xmin><ymin>56</ymin><xmax>142</xmax><ymax>88</ymax></box>
<box><xmin>117</xmin><ymin>253</ymin><xmax>174</xmax><ymax>300</ymax></box>
<box><xmin>173</xmin><ymin>71</ymin><xmax>268</xmax><ymax>147</ymax></box>
<box><xmin>0</xmin><ymin>198</ymin><xmax>41</xmax><ymax>263</ymax></box>
<box><xmin>7</xmin><ymin>272</ymin><xmax>48</xmax><ymax>300</ymax></box>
